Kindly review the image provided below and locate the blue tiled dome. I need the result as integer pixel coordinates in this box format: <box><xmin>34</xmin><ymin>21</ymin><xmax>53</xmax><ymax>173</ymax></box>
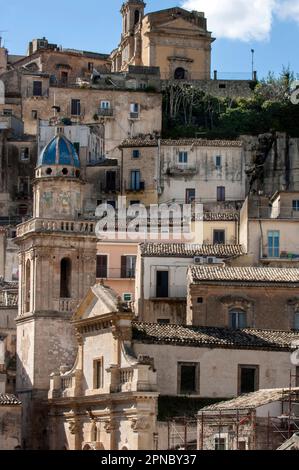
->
<box><xmin>38</xmin><ymin>134</ymin><xmax>80</xmax><ymax>169</ymax></box>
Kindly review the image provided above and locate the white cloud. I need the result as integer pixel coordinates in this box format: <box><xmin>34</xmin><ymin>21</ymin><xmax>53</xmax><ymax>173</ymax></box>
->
<box><xmin>181</xmin><ymin>0</ymin><xmax>299</xmax><ymax>42</ymax></box>
<box><xmin>276</xmin><ymin>1</ymin><xmax>299</xmax><ymax>22</ymax></box>
<box><xmin>182</xmin><ymin>0</ymin><xmax>276</xmax><ymax>41</ymax></box>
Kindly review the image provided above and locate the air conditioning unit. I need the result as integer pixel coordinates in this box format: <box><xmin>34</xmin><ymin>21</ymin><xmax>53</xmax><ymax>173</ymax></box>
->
<box><xmin>194</xmin><ymin>256</ymin><xmax>205</xmax><ymax>264</ymax></box>
<box><xmin>207</xmin><ymin>257</ymin><xmax>216</xmax><ymax>264</ymax></box>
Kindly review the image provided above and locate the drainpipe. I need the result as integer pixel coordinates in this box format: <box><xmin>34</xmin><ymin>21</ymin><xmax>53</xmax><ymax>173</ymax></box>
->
<box><xmin>120</xmin><ymin>147</ymin><xmax>124</xmax><ymax>195</ymax></box>
<box><xmin>157</xmin><ymin>138</ymin><xmax>161</xmax><ymax>197</ymax></box>
<box><xmin>259</xmin><ymin>219</ymin><xmax>264</xmax><ymax>260</ymax></box>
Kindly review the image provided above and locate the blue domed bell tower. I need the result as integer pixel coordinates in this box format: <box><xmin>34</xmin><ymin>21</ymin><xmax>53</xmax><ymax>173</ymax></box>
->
<box><xmin>16</xmin><ymin>130</ymin><xmax>97</xmax><ymax>449</ymax></box>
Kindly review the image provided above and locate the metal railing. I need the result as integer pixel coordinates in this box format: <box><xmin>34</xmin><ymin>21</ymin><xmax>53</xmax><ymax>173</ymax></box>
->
<box><xmin>98</xmin><ymin>108</ymin><xmax>114</xmax><ymax>117</ymax></box>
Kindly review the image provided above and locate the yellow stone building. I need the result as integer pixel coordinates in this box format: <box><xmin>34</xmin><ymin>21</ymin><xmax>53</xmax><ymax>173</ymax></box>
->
<box><xmin>111</xmin><ymin>2</ymin><xmax>214</xmax><ymax>80</ymax></box>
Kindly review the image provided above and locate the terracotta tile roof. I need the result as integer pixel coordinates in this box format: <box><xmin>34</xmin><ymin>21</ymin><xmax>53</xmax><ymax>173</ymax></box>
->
<box><xmin>0</xmin><ymin>394</ymin><xmax>21</xmax><ymax>406</ymax></box>
<box><xmin>120</xmin><ymin>138</ymin><xmax>158</xmax><ymax>148</ymax></box>
<box><xmin>201</xmin><ymin>388</ymin><xmax>299</xmax><ymax>411</ymax></box>
<box><xmin>132</xmin><ymin>322</ymin><xmax>299</xmax><ymax>352</ymax></box>
<box><xmin>120</xmin><ymin>138</ymin><xmax>243</xmax><ymax>148</ymax></box>
<box><xmin>189</xmin><ymin>266</ymin><xmax>299</xmax><ymax>285</ymax></box>
<box><xmin>203</xmin><ymin>212</ymin><xmax>239</xmax><ymax>222</ymax></box>
<box><xmin>140</xmin><ymin>243</ymin><xmax>244</xmax><ymax>258</ymax></box>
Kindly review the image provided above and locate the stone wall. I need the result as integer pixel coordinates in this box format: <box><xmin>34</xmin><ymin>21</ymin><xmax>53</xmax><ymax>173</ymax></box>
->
<box><xmin>187</xmin><ymin>283</ymin><xmax>299</xmax><ymax>330</ymax></box>
<box><xmin>0</xmin><ymin>404</ymin><xmax>21</xmax><ymax>449</ymax></box>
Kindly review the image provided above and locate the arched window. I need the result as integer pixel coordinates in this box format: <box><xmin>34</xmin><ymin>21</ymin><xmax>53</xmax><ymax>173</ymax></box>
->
<box><xmin>295</xmin><ymin>311</ymin><xmax>299</xmax><ymax>330</ymax></box>
<box><xmin>229</xmin><ymin>309</ymin><xmax>247</xmax><ymax>329</ymax></box>
<box><xmin>134</xmin><ymin>10</ymin><xmax>140</xmax><ymax>25</ymax></box>
<box><xmin>174</xmin><ymin>67</ymin><xmax>186</xmax><ymax>80</ymax></box>
<box><xmin>25</xmin><ymin>259</ymin><xmax>31</xmax><ymax>313</ymax></box>
<box><xmin>60</xmin><ymin>258</ymin><xmax>72</xmax><ymax>298</ymax></box>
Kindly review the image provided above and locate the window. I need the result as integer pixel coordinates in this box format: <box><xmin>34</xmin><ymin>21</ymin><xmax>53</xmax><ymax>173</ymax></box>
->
<box><xmin>130</xmin><ymin>103</ymin><xmax>139</xmax><ymax>118</ymax></box>
<box><xmin>179</xmin><ymin>151</ymin><xmax>188</xmax><ymax>164</ymax></box>
<box><xmin>268</xmin><ymin>231</ymin><xmax>280</xmax><ymax>258</ymax></box>
<box><xmin>88</xmin><ymin>62</ymin><xmax>94</xmax><ymax>72</ymax></box>
<box><xmin>93</xmin><ymin>358</ymin><xmax>103</xmax><ymax>389</ymax></box>
<box><xmin>293</xmin><ymin>200</ymin><xmax>299</xmax><ymax>211</ymax></box>
<box><xmin>238</xmin><ymin>441</ymin><xmax>247</xmax><ymax>451</ymax></box>
<box><xmin>219</xmin><ymin>84</ymin><xmax>226</xmax><ymax>89</ymax></box>
<box><xmin>174</xmin><ymin>67</ymin><xmax>186</xmax><ymax>80</ymax></box>
<box><xmin>20</xmin><ymin>147</ymin><xmax>30</xmax><ymax>161</ymax></box>
<box><xmin>134</xmin><ymin>9</ymin><xmax>140</xmax><ymax>25</ymax></box>
<box><xmin>213</xmin><ymin>230</ymin><xmax>225</xmax><ymax>245</ymax></box>
<box><xmin>130</xmin><ymin>200</ymin><xmax>140</xmax><ymax>205</ymax></box>
<box><xmin>73</xmin><ymin>142</ymin><xmax>80</xmax><ymax>156</ymax></box>
<box><xmin>217</xmin><ymin>186</ymin><xmax>226</xmax><ymax>202</ymax></box>
<box><xmin>178</xmin><ymin>362</ymin><xmax>199</xmax><ymax>395</ymax></box>
<box><xmin>3</xmin><ymin>109</ymin><xmax>12</xmax><ymax>116</ymax></box>
<box><xmin>25</xmin><ymin>260</ymin><xmax>31</xmax><ymax>313</ymax></box>
<box><xmin>158</xmin><ymin>319</ymin><xmax>170</xmax><ymax>325</ymax></box>
<box><xmin>215</xmin><ymin>437</ymin><xmax>226</xmax><ymax>451</ymax></box>
<box><xmin>131</xmin><ymin>170</ymin><xmax>141</xmax><ymax>191</ymax></box>
<box><xmin>238</xmin><ymin>365</ymin><xmax>259</xmax><ymax>395</ymax></box>
<box><xmin>96</xmin><ymin>255</ymin><xmax>108</xmax><ymax>278</ymax></box>
<box><xmin>186</xmin><ymin>188</ymin><xmax>196</xmax><ymax>204</ymax></box>
<box><xmin>216</xmin><ymin>155</ymin><xmax>222</xmax><ymax>168</ymax></box>
<box><xmin>18</xmin><ymin>204</ymin><xmax>28</xmax><ymax>216</ymax></box>
<box><xmin>294</xmin><ymin>311</ymin><xmax>299</xmax><ymax>330</ymax></box>
<box><xmin>18</xmin><ymin>177</ymin><xmax>30</xmax><ymax>195</ymax></box>
<box><xmin>60</xmin><ymin>258</ymin><xmax>72</xmax><ymax>298</ymax></box>
<box><xmin>31</xmin><ymin>110</ymin><xmax>38</xmax><ymax>120</ymax></box>
<box><xmin>296</xmin><ymin>366</ymin><xmax>299</xmax><ymax>387</ymax></box>
<box><xmin>106</xmin><ymin>171</ymin><xmax>116</xmax><ymax>191</ymax></box>
<box><xmin>156</xmin><ymin>271</ymin><xmax>169</xmax><ymax>298</ymax></box>
<box><xmin>121</xmin><ymin>255</ymin><xmax>137</xmax><ymax>279</ymax></box>
<box><xmin>197</xmin><ymin>297</ymin><xmax>203</xmax><ymax>304</ymax></box>
<box><xmin>61</xmin><ymin>71</ymin><xmax>68</xmax><ymax>85</ymax></box>
<box><xmin>71</xmin><ymin>99</ymin><xmax>81</xmax><ymax>116</ymax></box>
<box><xmin>229</xmin><ymin>309</ymin><xmax>247</xmax><ymax>329</ymax></box>
<box><xmin>132</xmin><ymin>149</ymin><xmax>140</xmax><ymax>159</ymax></box>
<box><xmin>100</xmin><ymin>100</ymin><xmax>110</xmax><ymax>109</ymax></box>
<box><xmin>33</xmin><ymin>81</ymin><xmax>42</xmax><ymax>96</ymax></box>
<box><xmin>123</xmin><ymin>293</ymin><xmax>132</xmax><ymax>302</ymax></box>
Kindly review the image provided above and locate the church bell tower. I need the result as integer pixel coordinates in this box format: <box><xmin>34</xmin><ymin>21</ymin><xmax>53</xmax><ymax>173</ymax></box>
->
<box><xmin>16</xmin><ymin>131</ymin><xmax>97</xmax><ymax>448</ymax></box>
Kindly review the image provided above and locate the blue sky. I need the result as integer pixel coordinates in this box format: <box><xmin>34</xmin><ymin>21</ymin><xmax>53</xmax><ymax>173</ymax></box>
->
<box><xmin>1</xmin><ymin>0</ymin><xmax>299</xmax><ymax>79</ymax></box>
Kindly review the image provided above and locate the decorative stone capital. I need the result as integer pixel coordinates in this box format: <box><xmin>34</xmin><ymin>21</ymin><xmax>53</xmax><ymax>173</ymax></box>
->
<box><xmin>131</xmin><ymin>417</ymin><xmax>150</xmax><ymax>432</ymax></box>
<box><xmin>67</xmin><ymin>418</ymin><xmax>80</xmax><ymax>435</ymax></box>
<box><xmin>104</xmin><ymin>419</ymin><xmax>118</xmax><ymax>434</ymax></box>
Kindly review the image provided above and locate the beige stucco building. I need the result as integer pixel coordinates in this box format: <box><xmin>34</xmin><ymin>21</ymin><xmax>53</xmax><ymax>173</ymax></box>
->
<box><xmin>135</xmin><ymin>242</ymin><xmax>245</xmax><ymax>324</ymax></box>
<box><xmin>240</xmin><ymin>191</ymin><xmax>299</xmax><ymax>267</ymax></box>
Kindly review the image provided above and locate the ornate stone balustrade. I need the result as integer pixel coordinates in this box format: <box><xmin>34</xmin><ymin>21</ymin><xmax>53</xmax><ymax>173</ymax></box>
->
<box><xmin>17</xmin><ymin>218</ymin><xmax>96</xmax><ymax>237</ymax></box>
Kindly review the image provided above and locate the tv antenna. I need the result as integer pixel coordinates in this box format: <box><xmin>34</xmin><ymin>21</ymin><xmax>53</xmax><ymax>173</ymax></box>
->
<box><xmin>0</xmin><ymin>31</ymin><xmax>8</xmax><ymax>48</ymax></box>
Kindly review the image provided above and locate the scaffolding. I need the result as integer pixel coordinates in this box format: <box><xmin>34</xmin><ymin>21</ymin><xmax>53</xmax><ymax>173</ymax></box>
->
<box><xmin>197</xmin><ymin>370</ymin><xmax>299</xmax><ymax>451</ymax></box>
<box><xmin>165</xmin><ymin>417</ymin><xmax>198</xmax><ymax>450</ymax></box>
<box><xmin>267</xmin><ymin>370</ymin><xmax>299</xmax><ymax>449</ymax></box>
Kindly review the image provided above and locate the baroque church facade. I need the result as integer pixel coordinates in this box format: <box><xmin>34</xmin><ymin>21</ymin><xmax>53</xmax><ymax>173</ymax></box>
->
<box><xmin>111</xmin><ymin>1</ymin><xmax>214</xmax><ymax>80</ymax></box>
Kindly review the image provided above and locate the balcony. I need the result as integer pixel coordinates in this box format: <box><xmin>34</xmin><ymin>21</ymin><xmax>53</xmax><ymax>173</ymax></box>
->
<box><xmin>16</xmin><ymin>218</ymin><xmax>96</xmax><ymax>238</ymax></box>
<box><xmin>96</xmin><ymin>268</ymin><xmax>136</xmax><ymax>280</ymax></box>
<box><xmin>97</xmin><ymin>108</ymin><xmax>114</xmax><ymax>118</ymax></box>
<box><xmin>125</xmin><ymin>181</ymin><xmax>145</xmax><ymax>193</ymax></box>
<box><xmin>129</xmin><ymin>112</ymin><xmax>139</xmax><ymax>120</ymax></box>
<box><xmin>164</xmin><ymin>164</ymin><xmax>198</xmax><ymax>177</ymax></box>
